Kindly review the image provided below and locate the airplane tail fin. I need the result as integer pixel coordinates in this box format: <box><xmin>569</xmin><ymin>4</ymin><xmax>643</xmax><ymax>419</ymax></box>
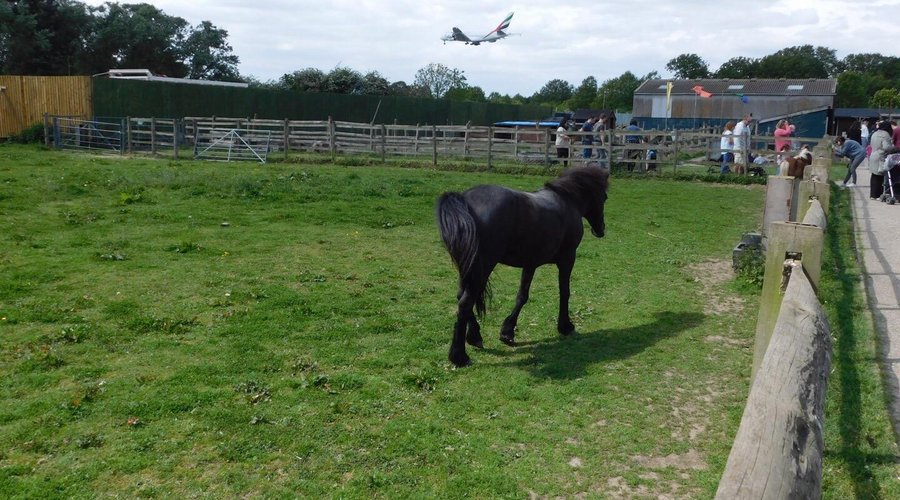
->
<box><xmin>488</xmin><ymin>12</ymin><xmax>513</xmax><ymax>35</ymax></box>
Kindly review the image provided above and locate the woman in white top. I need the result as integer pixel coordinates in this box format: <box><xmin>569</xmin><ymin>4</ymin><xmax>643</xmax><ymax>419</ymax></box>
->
<box><xmin>720</xmin><ymin>121</ymin><xmax>735</xmax><ymax>174</ymax></box>
<box><xmin>555</xmin><ymin>119</ymin><xmax>571</xmax><ymax>167</ymax></box>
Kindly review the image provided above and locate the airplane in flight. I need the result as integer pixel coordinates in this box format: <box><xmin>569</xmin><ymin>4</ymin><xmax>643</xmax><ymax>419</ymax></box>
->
<box><xmin>441</xmin><ymin>12</ymin><xmax>516</xmax><ymax>46</ymax></box>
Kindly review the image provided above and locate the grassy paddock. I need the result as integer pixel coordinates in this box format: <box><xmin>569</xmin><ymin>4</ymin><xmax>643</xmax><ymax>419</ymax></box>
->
<box><xmin>0</xmin><ymin>145</ymin><xmax>894</xmax><ymax>497</ymax></box>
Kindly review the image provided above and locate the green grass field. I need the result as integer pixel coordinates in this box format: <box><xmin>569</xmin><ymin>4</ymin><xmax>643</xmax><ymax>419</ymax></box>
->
<box><xmin>0</xmin><ymin>145</ymin><xmax>896</xmax><ymax>497</ymax></box>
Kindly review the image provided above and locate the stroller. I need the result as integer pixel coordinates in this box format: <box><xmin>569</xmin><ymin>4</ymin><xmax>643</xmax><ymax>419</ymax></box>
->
<box><xmin>880</xmin><ymin>153</ymin><xmax>900</xmax><ymax>205</ymax></box>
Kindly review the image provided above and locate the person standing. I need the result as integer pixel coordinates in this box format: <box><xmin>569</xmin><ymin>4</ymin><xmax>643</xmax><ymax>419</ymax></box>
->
<box><xmin>869</xmin><ymin>120</ymin><xmax>895</xmax><ymax>198</ymax></box>
<box><xmin>580</xmin><ymin>117</ymin><xmax>595</xmax><ymax>159</ymax></box>
<box><xmin>720</xmin><ymin>121</ymin><xmax>735</xmax><ymax>174</ymax></box>
<box><xmin>774</xmin><ymin>119</ymin><xmax>792</xmax><ymax>163</ymax></box>
<box><xmin>732</xmin><ymin>115</ymin><xmax>752</xmax><ymax>174</ymax></box>
<box><xmin>555</xmin><ymin>118</ymin><xmax>571</xmax><ymax>167</ymax></box>
<box><xmin>594</xmin><ymin>113</ymin><xmax>609</xmax><ymax>167</ymax></box>
<box><xmin>833</xmin><ymin>136</ymin><xmax>866</xmax><ymax>187</ymax></box>
<box><xmin>624</xmin><ymin>119</ymin><xmax>643</xmax><ymax>172</ymax></box>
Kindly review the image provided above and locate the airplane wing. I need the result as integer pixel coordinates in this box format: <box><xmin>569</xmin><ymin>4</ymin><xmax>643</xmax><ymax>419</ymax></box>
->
<box><xmin>450</xmin><ymin>27</ymin><xmax>471</xmax><ymax>43</ymax></box>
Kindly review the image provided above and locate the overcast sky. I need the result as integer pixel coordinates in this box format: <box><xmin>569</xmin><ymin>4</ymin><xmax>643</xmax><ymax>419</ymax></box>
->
<box><xmin>83</xmin><ymin>0</ymin><xmax>900</xmax><ymax>95</ymax></box>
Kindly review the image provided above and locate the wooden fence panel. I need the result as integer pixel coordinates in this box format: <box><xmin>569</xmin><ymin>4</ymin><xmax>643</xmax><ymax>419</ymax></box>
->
<box><xmin>0</xmin><ymin>76</ymin><xmax>91</xmax><ymax>137</ymax></box>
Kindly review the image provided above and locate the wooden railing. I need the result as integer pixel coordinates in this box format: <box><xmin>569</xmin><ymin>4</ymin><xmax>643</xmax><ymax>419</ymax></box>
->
<box><xmin>716</xmin><ymin>140</ymin><xmax>834</xmax><ymax>498</ymax></box>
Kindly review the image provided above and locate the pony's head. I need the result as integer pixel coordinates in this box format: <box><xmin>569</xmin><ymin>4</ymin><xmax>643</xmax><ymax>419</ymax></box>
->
<box><xmin>547</xmin><ymin>167</ymin><xmax>609</xmax><ymax>238</ymax></box>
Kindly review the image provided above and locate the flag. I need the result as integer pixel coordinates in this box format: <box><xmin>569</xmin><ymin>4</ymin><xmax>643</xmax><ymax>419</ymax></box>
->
<box><xmin>666</xmin><ymin>81</ymin><xmax>673</xmax><ymax>111</ymax></box>
<box><xmin>734</xmin><ymin>93</ymin><xmax>749</xmax><ymax>104</ymax></box>
<box><xmin>691</xmin><ymin>85</ymin><xmax>712</xmax><ymax>98</ymax></box>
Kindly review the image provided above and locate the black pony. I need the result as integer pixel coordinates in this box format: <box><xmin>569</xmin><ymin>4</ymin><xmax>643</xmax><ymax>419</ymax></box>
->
<box><xmin>436</xmin><ymin>167</ymin><xmax>610</xmax><ymax>366</ymax></box>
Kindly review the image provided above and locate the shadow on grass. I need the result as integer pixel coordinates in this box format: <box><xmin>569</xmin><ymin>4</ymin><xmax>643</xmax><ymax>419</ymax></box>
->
<box><xmin>486</xmin><ymin>311</ymin><xmax>704</xmax><ymax>379</ymax></box>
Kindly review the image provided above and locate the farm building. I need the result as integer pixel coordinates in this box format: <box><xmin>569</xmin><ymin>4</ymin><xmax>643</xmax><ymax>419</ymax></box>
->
<box><xmin>632</xmin><ymin>78</ymin><xmax>837</xmax><ymax>137</ymax></box>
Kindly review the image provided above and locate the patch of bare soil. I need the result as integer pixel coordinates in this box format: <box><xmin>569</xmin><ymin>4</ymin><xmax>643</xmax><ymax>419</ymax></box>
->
<box><xmin>686</xmin><ymin>259</ymin><xmax>744</xmax><ymax>316</ymax></box>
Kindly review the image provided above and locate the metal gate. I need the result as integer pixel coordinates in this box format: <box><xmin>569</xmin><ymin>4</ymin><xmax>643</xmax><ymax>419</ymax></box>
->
<box><xmin>193</xmin><ymin>128</ymin><xmax>271</xmax><ymax>163</ymax></box>
<box><xmin>51</xmin><ymin>116</ymin><xmax>124</xmax><ymax>153</ymax></box>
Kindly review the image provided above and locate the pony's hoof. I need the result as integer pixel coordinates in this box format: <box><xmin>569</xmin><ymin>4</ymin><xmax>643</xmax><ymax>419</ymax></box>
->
<box><xmin>449</xmin><ymin>352</ymin><xmax>471</xmax><ymax>367</ymax></box>
<box><xmin>499</xmin><ymin>334</ymin><xmax>516</xmax><ymax>346</ymax></box>
<box><xmin>559</xmin><ymin>324</ymin><xmax>576</xmax><ymax>337</ymax></box>
<box><xmin>467</xmin><ymin>338</ymin><xmax>484</xmax><ymax>349</ymax></box>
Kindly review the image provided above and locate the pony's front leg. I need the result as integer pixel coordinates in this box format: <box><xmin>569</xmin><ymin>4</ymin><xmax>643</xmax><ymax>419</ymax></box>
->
<box><xmin>556</xmin><ymin>257</ymin><xmax>576</xmax><ymax>336</ymax></box>
<box><xmin>450</xmin><ymin>289</ymin><xmax>475</xmax><ymax>367</ymax></box>
<box><xmin>500</xmin><ymin>267</ymin><xmax>536</xmax><ymax>345</ymax></box>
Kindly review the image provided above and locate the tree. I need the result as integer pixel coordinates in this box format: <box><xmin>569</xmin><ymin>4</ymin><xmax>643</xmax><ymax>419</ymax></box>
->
<box><xmin>594</xmin><ymin>71</ymin><xmax>646</xmax><ymax>112</ymax></box>
<box><xmin>183</xmin><ymin>21</ymin><xmax>240</xmax><ymax>81</ymax></box>
<box><xmin>84</xmin><ymin>2</ymin><xmax>189</xmax><ymax>76</ymax></box>
<box><xmin>0</xmin><ymin>0</ymin><xmax>93</xmax><ymax>75</ymax></box>
<box><xmin>836</xmin><ymin>71</ymin><xmax>871</xmax><ymax>108</ymax></box>
<box><xmin>871</xmin><ymin>88</ymin><xmax>900</xmax><ymax>110</ymax></box>
<box><xmin>755</xmin><ymin>45</ymin><xmax>832</xmax><ymax>79</ymax></box>
<box><xmin>445</xmin><ymin>85</ymin><xmax>486</xmax><ymax>102</ymax></box>
<box><xmin>359</xmin><ymin>71</ymin><xmax>390</xmax><ymax>96</ymax></box>
<box><xmin>569</xmin><ymin>76</ymin><xmax>597</xmax><ymax>109</ymax></box>
<box><xmin>324</xmin><ymin>66</ymin><xmax>364</xmax><ymax>94</ymax></box>
<box><xmin>279</xmin><ymin>68</ymin><xmax>326</xmax><ymax>92</ymax></box>
<box><xmin>533</xmin><ymin>78</ymin><xmax>574</xmax><ymax>105</ymax></box>
<box><xmin>413</xmin><ymin>63</ymin><xmax>466</xmax><ymax>98</ymax></box>
<box><xmin>666</xmin><ymin>53</ymin><xmax>710</xmax><ymax>79</ymax></box>
<box><xmin>714</xmin><ymin>57</ymin><xmax>758</xmax><ymax>79</ymax></box>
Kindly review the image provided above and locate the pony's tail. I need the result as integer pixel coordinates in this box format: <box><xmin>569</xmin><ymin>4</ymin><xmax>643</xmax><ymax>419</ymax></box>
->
<box><xmin>436</xmin><ymin>192</ymin><xmax>488</xmax><ymax>316</ymax></box>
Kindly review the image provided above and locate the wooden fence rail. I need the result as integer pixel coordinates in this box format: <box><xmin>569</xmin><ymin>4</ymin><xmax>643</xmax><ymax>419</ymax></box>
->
<box><xmin>49</xmin><ymin>115</ymin><xmax>823</xmax><ymax>173</ymax></box>
<box><xmin>717</xmin><ymin>139</ymin><xmax>834</xmax><ymax>498</ymax></box>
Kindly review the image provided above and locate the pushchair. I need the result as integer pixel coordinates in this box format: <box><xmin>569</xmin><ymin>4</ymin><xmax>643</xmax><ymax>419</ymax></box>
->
<box><xmin>880</xmin><ymin>153</ymin><xmax>900</xmax><ymax>205</ymax></box>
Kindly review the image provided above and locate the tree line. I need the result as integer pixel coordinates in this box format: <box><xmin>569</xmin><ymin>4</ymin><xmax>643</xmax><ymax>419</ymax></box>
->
<box><xmin>3</xmin><ymin>1</ymin><xmax>899</xmax><ymax>111</ymax></box>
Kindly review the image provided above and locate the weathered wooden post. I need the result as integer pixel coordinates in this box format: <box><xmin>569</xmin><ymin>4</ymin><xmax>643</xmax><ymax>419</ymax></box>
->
<box><xmin>381</xmin><ymin>124</ymin><xmax>387</xmax><ymax>163</ymax></box>
<box><xmin>122</xmin><ymin>117</ymin><xmax>128</xmax><ymax>155</ymax></box>
<box><xmin>283</xmin><ymin>118</ymin><xmax>290</xmax><ymax>160</ymax></box>
<box><xmin>672</xmin><ymin>129</ymin><xmax>680</xmax><ymax>174</ymax></box>
<box><xmin>172</xmin><ymin>119</ymin><xmax>179</xmax><ymax>160</ymax></box>
<box><xmin>43</xmin><ymin>112</ymin><xmax>50</xmax><ymax>147</ymax></box>
<box><xmin>751</xmin><ymin>221</ymin><xmax>824</xmax><ymax>381</ymax></box>
<box><xmin>544</xmin><ymin>128</ymin><xmax>551</xmax><ymax>168</ymax></box>
<box><xmin>432</xmin><ymin>124</ymin><xmax>437</xmax><ymax>166</ymax></box>
<box><xmin>328</xmin><ymin>116</ymin><xmax>336</xmax><ymax>160</ymax></box>
<box><xmin>464</xmin><ymin>121</ymin><xmax>471</xmax><ymax>158</ymax></box>
<box><xmin>513</xmin><ymin>126</ymin><xmax>520</xmax><ymax>159</ymax></box>
<box><xmin>414</xmin><ymin>123</ymin><xmax>420</xmax><ymax>156</ymax></box>
<box><xmin>796</xmin><ymin>180</ymin><xmax>831</xmax><ymax>222</ymax></box>
<box><xmin>150</xmin><ymin>117</ymin><xmax>157</xmax><ymax>155</ymax></box>
<box><xmin>762</xmin><ymin>176</ymin><xmax>795</xmax><ymax>239</ymax></box>
<box><xmin>487</xmin><ymin>126</ymin><xmax>494</xmax><ymax>169</ymax></box>
<box><xmin>717</xmin><ymin>264</ymin><xmax>831</xmax><ymax>499</ymax></box>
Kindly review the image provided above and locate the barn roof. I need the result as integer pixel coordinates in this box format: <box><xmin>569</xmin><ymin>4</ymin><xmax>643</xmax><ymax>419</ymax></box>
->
<box><xmin>635</xmin><ymin>78</ymin><xmax>837</xmax><ymax>96</ymax></box>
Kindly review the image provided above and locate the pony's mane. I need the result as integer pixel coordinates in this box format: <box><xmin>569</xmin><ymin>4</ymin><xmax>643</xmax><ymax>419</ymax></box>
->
<box><xmin>544</xmin><ymin>167</ymin><xmax>609</xmax><ymax>201</ymax></box>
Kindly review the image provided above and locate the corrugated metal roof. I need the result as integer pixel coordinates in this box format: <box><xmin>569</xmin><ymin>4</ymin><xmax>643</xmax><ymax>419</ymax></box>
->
<box><xmin>635</xmin><ymin>78</ymin><xmax>836</xmax><ymax>96</ymax></box>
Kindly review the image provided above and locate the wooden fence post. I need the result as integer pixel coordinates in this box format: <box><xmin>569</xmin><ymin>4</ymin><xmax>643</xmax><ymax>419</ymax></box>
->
<box><xmin>414</xmin><ymin>123</ymin><xmax>420</xmax><ymax>156</ymax></box>
<box><xmin>751</xmin><ymin>221</ymin><xmax>824</xmax><ymax>381</ymax></box>
<box><xmin>487</xmin><ymin>126</ymin><xmax>493</xmax><ymax>169</ymax></box>
<box><xmin>381</xmin><ymin>124</ymin><xmax>387</xmax><ymax>163</ymax></box>
<box><xmin>43</xmin><ymin>112</ymin><xmax>50</xmax><ymax>147</ymax></box>
<box><xmin>672</xmin><ymin>129</ymin><xmax>680</xmax><ymax>174</ymax></box>
<box><xmin>762</xmin><ymin>176</ymin><xmax>795</xmax><ymax>239</ymax></box>
<box><xmin>432</xmin><ymin>124</ymin><xmax>438</xmax><ymax>166</ymax></box>
<box><xmin>283</xmin><ymin>118</ymin><xmax>289</xmax><ymax>160</ymax></box>
<box><xmin>796</xmin><ymin>180</ymin><xmax>831</xmax><ymax>222</ymax></box>
<box><xmin>122</xmin><ymin>117</ymin><xmax>128</xmax><ymax>155</ymax></box>
<box><xmin>328</xmin><ymin>116</ymin><xmax>336</xmax><ymax>159</ymax></box>
<box><xmin>544</xmin><ymin>128</ymin><xmax>551</xmax><ymax>168</ymax></box>
<box><xmin>514</xmin><ymin>126</ymin><xmax>520</xmax><ymax>159</ymax></box>
<box><xmin>717</xmin><ymin>264</ymin><xmax>831</xmax><ymax>499</ymax></box>
<box><xmin>464</xmin><ymin>121</ymin><xmax>471</xmax><ymax>158</ymax></box>
<box><xmin>150</xmin><ymin>117</ymin><xmax>157</xmax><ymax>155</ymax></box>
<box><xmin>172</xmin><ymin>119</ymin><xmax>179</xmax><ymax>160</ymax></box>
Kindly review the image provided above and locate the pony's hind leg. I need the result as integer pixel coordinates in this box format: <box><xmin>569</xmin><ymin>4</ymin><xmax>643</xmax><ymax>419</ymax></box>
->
<box><xmin>500</xmin><ymin>267</ymin><xmax>536</xmax><ymax>346</ymax></box>
<box><xmin>450</xmin><ymin>288</ymin><xmax>476</xmax><ymax>367</ymax></box>
<box><xmin>458</xmin><ymin>286</ymin><xmax>483</xmax><ymax>349</ymax></box>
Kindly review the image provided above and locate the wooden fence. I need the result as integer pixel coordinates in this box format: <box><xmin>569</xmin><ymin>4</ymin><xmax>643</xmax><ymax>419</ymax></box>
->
<box><xmin>716</xmin><ymin>140</ymin><xmax>834</xmax><ymax>498</ymax></box>
<box><xmin>49</xmin><ymin>115</ymin><xmax>823</xmax><ymax>173</ymax></box>
<box><xmin>0</xmin><ymin>76</ymin><xmax>91</xmax><ymax>138</ymax></box>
